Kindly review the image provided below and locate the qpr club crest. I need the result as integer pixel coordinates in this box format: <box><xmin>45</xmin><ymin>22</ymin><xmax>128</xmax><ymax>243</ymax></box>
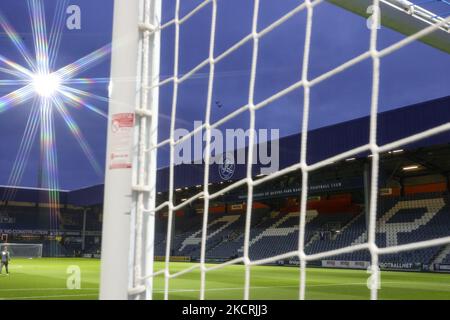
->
<box><xmin>218</xmin><ymin>153</ymin><xmax>235</xmax><ymax>181</ymax></box>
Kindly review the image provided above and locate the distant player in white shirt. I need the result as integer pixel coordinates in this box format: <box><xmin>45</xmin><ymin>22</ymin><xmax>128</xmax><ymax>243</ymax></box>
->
<box><xmin>1</xmin><ymin>246</ymin><xmax>10</xmax><ymax>275</ymax></box>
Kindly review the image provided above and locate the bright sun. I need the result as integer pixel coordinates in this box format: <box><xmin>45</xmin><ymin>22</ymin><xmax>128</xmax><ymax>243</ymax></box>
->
<box><xmin>32</xmin><ymin>73</ymin><xmax>61</xmax><ymax>98</ymax></box>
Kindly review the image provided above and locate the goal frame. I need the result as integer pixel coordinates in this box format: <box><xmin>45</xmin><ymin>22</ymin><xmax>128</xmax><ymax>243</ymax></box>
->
<box><xmin>1</xmin><ymin>243</ymin><xmax>43</xmax><ymax>258</ymax></box>
<box><xmin>329</xmin><ymin>0</ymin><xmax>450</xmax><ymax>54</ymax></box>
<box><xmin>100</xmin><ymin>0</ymin><xmax>161</xmax><ymax>300</ymax></box>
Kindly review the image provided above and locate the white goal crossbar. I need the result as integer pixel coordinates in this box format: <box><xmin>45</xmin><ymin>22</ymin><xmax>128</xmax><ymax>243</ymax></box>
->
<box><xmin>329</xmin><ymin>0</ymin><xmax>450</xmax><ymax>54</ymax></box>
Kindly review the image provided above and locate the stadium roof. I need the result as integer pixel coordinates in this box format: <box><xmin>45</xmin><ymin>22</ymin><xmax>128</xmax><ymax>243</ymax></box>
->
<box><xmin>1</xmin><ymin>95</ymin><xmax>449</xmax><ymax>206</ymax></box>
<box><xmin>156</xmin><ymin>95</ymin><xmax>450</xmax><ymax>192</ymax></box>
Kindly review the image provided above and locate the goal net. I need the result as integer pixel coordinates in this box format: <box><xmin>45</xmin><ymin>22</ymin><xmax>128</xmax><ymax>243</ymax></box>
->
<box><xmin>2</xmin><ymin>243</ymin><xmax>43</xmax><ymax>259</ymax></box>
<box><xmin>102</xmin><ymin>0</ymin><xmax>450</xmax><ymax>300</ymax></box>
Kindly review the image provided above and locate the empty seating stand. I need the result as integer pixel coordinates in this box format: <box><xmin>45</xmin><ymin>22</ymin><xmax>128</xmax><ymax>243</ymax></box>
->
<box><xmin>154</xmin><ymin>193</ymin><xmax>450</xmax><ymax>268</ymax></box>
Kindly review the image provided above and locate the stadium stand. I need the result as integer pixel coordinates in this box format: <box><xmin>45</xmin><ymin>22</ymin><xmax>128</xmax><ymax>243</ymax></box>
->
<box><xmin>438</xmin><ymin>245</ymin><xmax>450</xmax><ymax>264</ymax></box>
<box><xmin>1</xmin><ymin>180</ymin><xmax>450</xmax><ymax>269</ymax></box>
<box><xmin>1</xmin><ymin>98</ymin><xmax>450</xmax><ymax>269</ymax></box>
<box><xmin>306</xmin><ymin>193</ymin><xmax>450</xmax><ymax>265</ymax></box>
<box><xmin>0</xmin><ymin>195</ymin><xmax>102</xmax><ymax>257</ymax></box>
<box><xmin>152</xmin><ymin>192</ymin><xmax>450</xmax><ymax>270</ymax></box>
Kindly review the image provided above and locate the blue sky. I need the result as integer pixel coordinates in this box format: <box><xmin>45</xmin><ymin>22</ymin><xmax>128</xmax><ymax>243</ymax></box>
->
<box><xmin>0</xmin><ymin>0</ymin><xmax>449</xmax><ymax>190</ymax></box>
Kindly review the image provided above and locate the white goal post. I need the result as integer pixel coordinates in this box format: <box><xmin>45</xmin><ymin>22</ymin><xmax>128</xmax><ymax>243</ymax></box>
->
<box><xmin>100</xmin><ymin>0</ymin><xmax>161</xmax><ymax>300</ymax></box>
<box><xmin>1</xmin><ymin>243</ymin><xmax>43</xmax><ymax>259</ymax></box>
<box><xmin>101</xmin><ymin>0</ymin><xmax>450</xmax><ymax>300</ymax></box>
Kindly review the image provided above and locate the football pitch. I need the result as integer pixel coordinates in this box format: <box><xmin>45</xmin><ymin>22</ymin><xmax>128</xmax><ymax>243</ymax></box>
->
<box><xmin>0</xmin><ymin>258</ymin><xmax>449</xmax><ymax>300</ymax></box>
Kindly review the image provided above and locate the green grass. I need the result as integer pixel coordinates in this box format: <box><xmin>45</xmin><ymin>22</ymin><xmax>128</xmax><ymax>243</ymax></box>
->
<box><xmin>0</xmin><ymin>258</ymin><xmax>449</xmax><ymax>300</ymax></box>
<box><xmin>0</xmin><ymin>258</ymin><xmax>99</xmax><ymax>300</ymax></box>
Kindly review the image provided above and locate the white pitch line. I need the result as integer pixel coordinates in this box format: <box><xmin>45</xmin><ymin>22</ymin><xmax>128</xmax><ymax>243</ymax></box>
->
<box><xmin>1</xmin><ymin>280</ymin><xmax>447</xmax><ymax>299</ymax></box>
<box><xmin>152</xmin><ymin>281</ymin><xmax>406</xmax><ymax>293</ymax></box>
<box><xmin>0</xmin><ymin>288</ymin><xmax>98</xmax><ymax>292</ymax></box>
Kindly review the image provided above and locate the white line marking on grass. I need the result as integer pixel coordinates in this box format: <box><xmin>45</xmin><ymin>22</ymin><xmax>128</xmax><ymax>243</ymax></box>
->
<box><xmin>0</xmin><ymin>288</ymin><xmax>98</xmax><ymax>292</ymax></box>
<box><xmin>153</xmin><ymin>281</ymin><xmax>412</xmax><ymax>294</ymax></box>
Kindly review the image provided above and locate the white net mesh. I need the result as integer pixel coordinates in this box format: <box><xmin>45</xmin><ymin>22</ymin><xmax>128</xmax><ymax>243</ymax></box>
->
<box><xmin>130</xmin><ymin>0</ymin><xmax>450</xmax><ymax>300</ymax></box>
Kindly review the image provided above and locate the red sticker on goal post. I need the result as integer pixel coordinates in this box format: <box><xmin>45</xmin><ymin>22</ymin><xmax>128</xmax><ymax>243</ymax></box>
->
<box><xmin>109</xmin><ymin>113</ymin><xmax>134</xmax><ymax>170</ymax></box>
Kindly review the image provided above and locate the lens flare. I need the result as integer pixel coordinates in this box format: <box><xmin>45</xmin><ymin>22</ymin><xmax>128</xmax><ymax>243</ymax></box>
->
<box><xmin>32</xmin><ymin>73</ymin><xmax>61</xmax><ymax>98</ymax></box>
<box><xmin>0</xmin><ymin>0</ymin><xmax>111</xmax><ymax>248</ymax></box>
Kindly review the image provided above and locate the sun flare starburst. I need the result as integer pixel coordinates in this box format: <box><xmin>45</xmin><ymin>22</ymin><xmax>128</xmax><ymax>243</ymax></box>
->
<box><xmin>0</xmin><ymin>0</ymin><xmax>111</xmax><ymax>245</ymax></box>
<box><xmin>31</xmin><ymin>72</ymin><xmax>61</xmax><ymax>97</ymax></box>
